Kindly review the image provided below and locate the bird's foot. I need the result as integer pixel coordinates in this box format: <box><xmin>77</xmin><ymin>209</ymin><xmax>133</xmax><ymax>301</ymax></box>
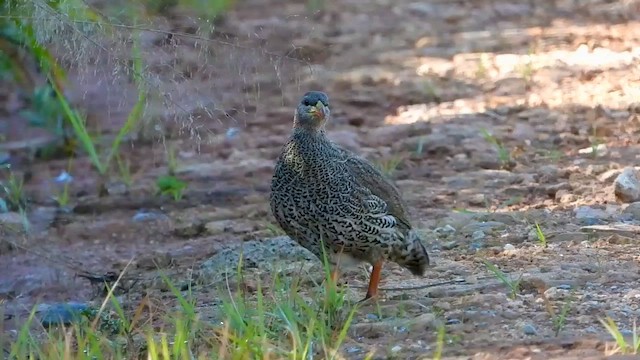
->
<box><xmin>358</xmin><ymin>292</ymin><xmax>379</xmax><ymax>304</ymax></box>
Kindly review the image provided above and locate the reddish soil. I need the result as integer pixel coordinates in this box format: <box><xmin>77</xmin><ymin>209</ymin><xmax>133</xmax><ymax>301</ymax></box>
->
<box><xmin>2</xmin><ymin>0</ymin><xmax>640</xmax><ymax>358</ymax></box>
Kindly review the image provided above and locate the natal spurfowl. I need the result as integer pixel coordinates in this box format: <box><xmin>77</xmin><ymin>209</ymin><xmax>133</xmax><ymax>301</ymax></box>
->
<box><xmin>270</xmin><ymin>91</ymin><xmax>430</xmax><ymax>301</ymax></box>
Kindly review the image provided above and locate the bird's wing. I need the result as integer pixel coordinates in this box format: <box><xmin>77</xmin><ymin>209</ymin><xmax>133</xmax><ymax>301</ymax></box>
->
<box><xmin>336</xmin><ymin>147</ymin><xmax>413</xmax><ymax>232</ymax></box>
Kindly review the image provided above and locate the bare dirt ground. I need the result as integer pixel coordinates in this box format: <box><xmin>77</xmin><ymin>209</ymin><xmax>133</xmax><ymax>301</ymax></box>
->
<box><xmin>3</xmin><ymin>0</ymin><xmax>640</xmax><ymax>358</ymax></box>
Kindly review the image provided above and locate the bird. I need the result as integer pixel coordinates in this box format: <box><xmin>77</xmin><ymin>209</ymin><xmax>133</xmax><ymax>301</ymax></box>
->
<box><xmin>269</xmin><ymin>91</ymin><xmax>430</xmax><ymax>302</ymax></box>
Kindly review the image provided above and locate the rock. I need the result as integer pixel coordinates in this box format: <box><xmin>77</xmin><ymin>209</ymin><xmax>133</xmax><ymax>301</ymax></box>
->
<box><xmin>512</xmin><ymin>123</ymin><xmax>536</xmax><ymax>142</ymax></box>
<box><xmin>365</xmin><ymin>313</ymin><xmax>380</xmax><ymax>321</ymax></box>
<box><xmin>0</xmin><ymin>152</ymin><xmax>10</xmax><ymax>165</ymax></box>
<box><xmin>468</xmin><ymin>194</ymin><xmax>486</xmax><ymax>206</ymax></box>
<box><xmin>28</xmin><ymin>206</ymin><xmax>58</xmax><ymax>234</ymax></box>
<box><xmin>460</xmin><ymin>221</ymin><xmax>507</xmax><ymax>235</ymax></box>
<box><xmin>469</xmin><ymin>241</ymin><xmax>486</xmax><ymax>251</ymax></box>
<box><xmin>349</xmin><ymin>321</ymin><xmax>393</xmax><ymax>339</ymax></box>
<box><xmin>449</xmin><ymin>154</ymin><xmax>471</xmax><ymax>172</ymax></box>
<box><xmin>522</xmin><ymin>323</ymin><xmax>537</xmax><ymax>335</ymax></box>
<box><xmin>574</xmin><ymin>206</ymin><xmax>610</xmax><ymax>222</ymax></box>
<box><xmin>473</xmin><ymin>212</ymin><xmax>521</xmax><ymax>226</ymax></box>
<box><xmin>434</xmin><ymin>224</ymin><xmax>457</xmax><ymax>235</ymax></box>
<box><xmin>443</xmin><ymin>175</ymin><xmax>474</xmax><ymax>189</ymax></box>
<box><xmin>555</xmin><ymin>190</ymin><xmax>577</xmax><ymax>203</ymax></box>
<box><xmin>137</xmin><ymin>251</ymin><xmax>173</xmax><ymax>269</ymax></box>
<box><xmin>581</xmin><ymin>223</ymin><xmax>640</xmax><ymax>238</ymax></box>
<box><xmin>538</xmin><ymin>164</ymin><xmax>560</xmax><ymax>182</ymax></box>
<box><xmin>544</xmin><ymin>287</ymin><xmax>569</xmax><ymax>301</ymax></box>
<box><xmin>393</xmin><ymin>133</ymin><xmax>451</xmax><ymax>156</ymax></box>
<box><xmin>624</xmin><ymin>289</ymin><xmax>640</xmax><ymax>299</ymax></box>
<box><xmin>614</xmin><ymin>167</ymin><xmax>640</xmax><ymax>203</ymax></box>
<box><xmin>442</xmin><ymin>241</ymin><xmax>459</xmax><ymax>250</ymax></box>
<box><xmin>106</xmin><ymin>181</ymin><xmax>128</xmax><ymax>196</ymax></box>
<box><xmin>407</xmin><ymin>313</ymin><xmax>439</xmax><ymax>331</ymax></box>
<box><xmin>438</xmin><ymin>212</ymin><xmax>476</xmax><ymax>230</ymax></box>
<box><xmin>225</xmin><ymin>127</ymin><xmax>240</xmax><ymax>140</ymax></box>
<box><xmin>578</xmin><ymin>144</ymin><xmax>607</xmax><ymax>157</ymax></box>
<box><xmin>472</xmin><ymin>154</ymin><xmax>503</xmax><ymax>170</ymax></box>
<box><xmin>172</xmin><ymin>218</ymin><xmax>206</xmax><ymax>238</ymax></box>
<box><xmin>433</xmin><ymin>301</ymin><xmax>451</xmax><ymax>311</ymax></box>
<box><xmin>503</xmin><ymin>244</ymin><xmax>516</xmax><ymax>251</ymax></box>
<box><xmin>199</xmin><ymin>236</ymin><xmax>317</xmax><ymax>279</ymax></box>
<box><xmin>599</xmin><ymin>169</ymin><xmax>621</xmax><ymax>183</ymax></box>
<box><xmin>204</xmin><ymin>220</ymin><xmax>234</xmax><ymax>236</ymax></box>
<box><xmin>0</xmin><ymin>212</ymin><xmax>27</xmax><ymax>233</ymax></box>
<box><xmin>132</xmin><ymin>210</ymin><xmax>169</xmax><ymax>223</ymax></box>
<box><xmin>544</xmin><ymin>182</ymin><xmax>571</xmax><ymax>196</ymax></box>
<box><xmin>585</xmin><ymin>164</ymin><xmax>609</xmax><ymax>176</ymax></box>
<box><xmin>471</xmin><ymin>230</ymin><xmax>486</xmax><ymax>241</ymax></box>
<box><xmin>345</xmin><ymin>346</ymin><xmax>362</xmax><ymax>354</ymax></box>
<box><xmin>39</xmin><ymin>302</ymin><xmax>91</xmax><ymax>327</ymax></box>
<box><xmin>0</xmin><ymin>135</ymin><xmax>60</xmax><ymax>154</ymax></box>
<box><xmin>622</xmin><ymin>202</ymin><xmax>640</xmax><ymax>220</ymax></box>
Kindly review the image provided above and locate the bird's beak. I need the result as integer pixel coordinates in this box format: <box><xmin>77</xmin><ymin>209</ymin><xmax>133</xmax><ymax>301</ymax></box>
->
<box><xmin>310</xmin><ymin>101</ymin><xmax>326</xmax><ymax>118</ymax></box>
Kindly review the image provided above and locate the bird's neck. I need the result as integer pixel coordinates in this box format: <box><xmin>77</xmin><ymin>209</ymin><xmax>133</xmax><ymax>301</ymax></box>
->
<box><xmin>292</xmin><ymin>126</ymin><xmax>327</xmax><ymax>140</ymax></box>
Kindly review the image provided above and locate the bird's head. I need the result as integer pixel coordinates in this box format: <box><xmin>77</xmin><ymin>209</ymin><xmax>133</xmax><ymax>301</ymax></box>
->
<box><xmin>294</xmin><ymin>91</ymin><xmax>330</xmax><ymax>131</ymax></box>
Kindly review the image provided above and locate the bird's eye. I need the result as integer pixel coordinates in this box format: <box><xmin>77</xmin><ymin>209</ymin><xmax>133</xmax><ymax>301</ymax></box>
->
<box><xmin>302</xmin><ymin>99</ymin><xmax>312</xmax><ymax>106</ymax></box>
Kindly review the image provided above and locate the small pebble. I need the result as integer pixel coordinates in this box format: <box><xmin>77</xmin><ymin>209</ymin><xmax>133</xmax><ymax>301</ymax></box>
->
<box><xmin>442</xmin><ymin>241</ymin><xmax>459</xmax><ymax>250</ymax></box>
<box><xmin>578</xmin><ymin>144</ymin><xmax>607</xmax><ymax>157</ymax></box>
<box><xmin>446</xmin><ymin>318</ymin><xmax>462</xmax><ymax>325</ymax></box>
<box><xmin>614</xmin><ymin>167</ymin><xmax>640</xmax><ymax>203</ymax></box>
<box><xmin>523</xmin><ymin>323</ymin><xmax>537</xmax><ymax>335</ymax></box>
<box><xmin>0</xmin><ymin>152</ymin><xmax>10</xmax><ymax>165</ymax></box>
<box><xmin>503</xmin><ymin>243</ymin><xmax>516</xmax><ymax>251</ymax></box>
<box><xmin>544</xmin><ymin>287</ymin><xmax>569</xmax><ymax>300</ymax></box>
<box><xmin>132</xmin><ymin>210</ymin><xmax>168</xmax><ymax>222</ymax></box>
<box><xmin>472</xmin><ymin>230</ymin><xmax>486</xmax><ymax>241</ymax></box>
<box><xmin>54</xmin><ymin>171</ymin><xmax>73</xmax><ymax>184</ymax></box>
<box><xmin>461</xmin><ymin>221</ymin><xmax>507</xmax><ymax>234</ymax></box>
<box><xmin>39</xmin><ymin>302</ymin><xmax>90</xmax><ymax>327</ymax></box>
<box><xmin>225</xmin><ymin>127</ymin><xmax>240</xmax><ymax>139</ymax></box>
<box><xmin>574</xmin><ymin>206</ymin><xmax>609</xmax><ymax>220</ymax></box>
<box><xmin>468</xmin><ymin>194</ymin><xmax>486</xmax><ymax>206</ymax></box>
<box><xmin>346</xmin><ymin>346</ymin><xmax>362</xmax><ymax>353</ymax></box>
<box><xmin>435</xmin><ymin>224</ymin><xmax>456</xmax><ymax>235</ymax></box>
<box><xmin>390</xmin><ymin>345</ymin><xmax>402</xmax><ymax>353</ymax></box>
<box><xmin>622</xmin><ymin>202</ymin><xmax>640</xmax><ymax>220</ymax></box>
<box><xmin>365</xmin><ymin>313</ymin><xmax>379</xmax><ymax>321</ymax></box>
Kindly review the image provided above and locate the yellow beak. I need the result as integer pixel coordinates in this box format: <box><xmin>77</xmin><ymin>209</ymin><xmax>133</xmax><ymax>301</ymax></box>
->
<box><xmin>310</xmin><ymin>101</ymin><xmax>326</xmax><ymax>118</ymax></box>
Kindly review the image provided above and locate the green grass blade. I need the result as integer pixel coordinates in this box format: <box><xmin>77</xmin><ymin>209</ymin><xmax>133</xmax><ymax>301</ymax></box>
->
<box><xmin>106</xmin><ymin>32</ymin><xmax>146</xmax><ymax>169</ymax></box>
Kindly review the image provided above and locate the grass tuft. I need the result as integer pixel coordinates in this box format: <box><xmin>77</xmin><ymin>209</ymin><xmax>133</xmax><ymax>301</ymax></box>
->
<box><xmin>534</xmin><ymin>222</ymin><xmax>547</xmax><ymax>248</ymax></box>
<box><xmin>482</xmin><ymin>259</ymin><xmax>521</xmax><ymax>300</ymax></box>
<box><xmin>601</xmin><ymin>317</ymin><xmax>640</xmax><ymax>355</ymax></box>
<box><xmin>6</xmin><ymin>254</ymin><xmax>363</xmax><ymax>359</ymax></box>
<box><xmin>480</xmin><ymin>128</ymin><xmax>513</xmax><ymax>170</ymax></box>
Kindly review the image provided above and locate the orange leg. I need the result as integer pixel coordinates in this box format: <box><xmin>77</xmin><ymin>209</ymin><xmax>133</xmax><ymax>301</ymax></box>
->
<box><xmin>362</xmin><ymin>260</ymin><xmax>384</xmax><ymax>302</ymax></box>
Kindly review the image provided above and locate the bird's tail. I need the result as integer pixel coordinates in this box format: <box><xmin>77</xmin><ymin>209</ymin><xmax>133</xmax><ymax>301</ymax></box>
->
<box><xmin>392</xmin><ymin>231</ymin><xmax>430</xmax><ymax>276</ymax></box>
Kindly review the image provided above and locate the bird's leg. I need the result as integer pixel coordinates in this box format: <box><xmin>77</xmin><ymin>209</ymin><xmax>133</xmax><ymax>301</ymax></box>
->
<box><xmin>361</xmin><ymin>260</ymin><xmax>383</xmax><ymax>302</ymax></box>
